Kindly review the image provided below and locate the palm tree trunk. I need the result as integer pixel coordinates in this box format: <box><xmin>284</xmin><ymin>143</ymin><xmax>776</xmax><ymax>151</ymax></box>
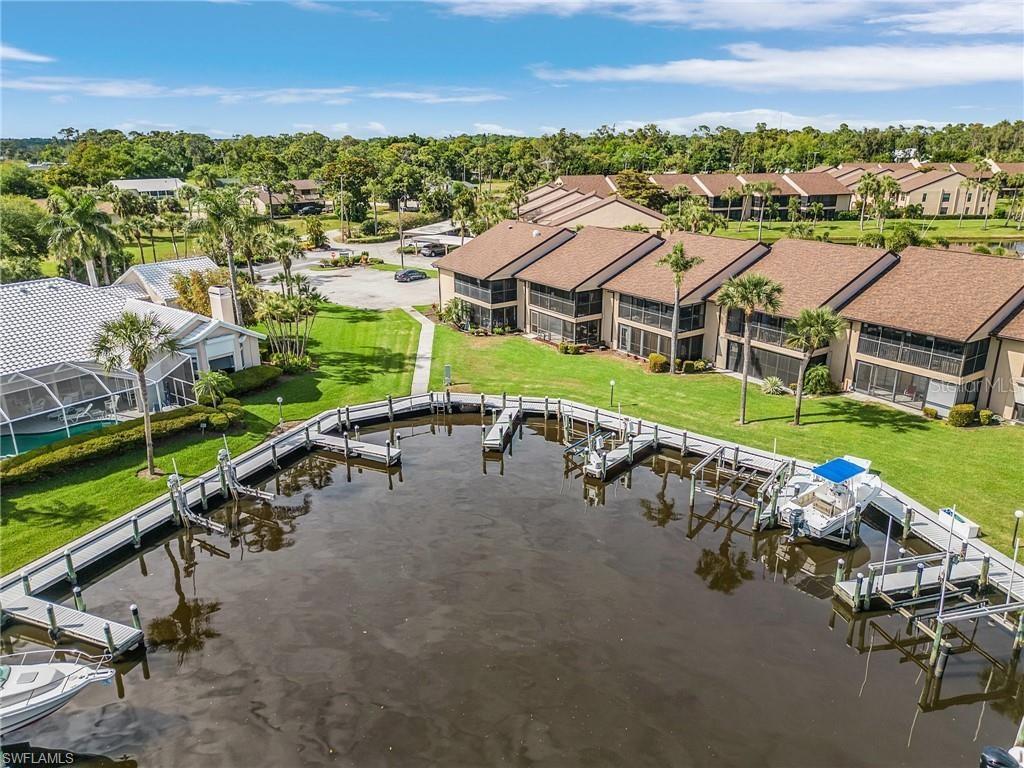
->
<box><xmin>137</xmin><ymin>238</ymin><xmax>145</xmax><ymax>265</ymax></box>
<box><xmin>669</xmin><ymin>281</ymin><xmax>680</xmax><ymax>374</ymax></box>
<box><xmin>757</xmin><ymin>203</ymin><xmax>765</xmax><ymax>241</ymax></box>
<box><xmin>859</xmin><ymin>198</ymin><xmax>866</xmax><ymax>231</ymax></box>
<box><xmin>793</xmin><ymin>356</ymin><xmax>809</xmax><ymax>426</ymax></box>
<box><xmin>137</xmin><ymin>369</ymin><xmax>156</xmax><ymax>475</ymax></box>
<box><xmin>224</xmin><ymin>236</ymin><xmax>243</xmax><ymax>322</ymax></box>
<box><xmin>725</xmin><ymin>200</ymin><xmax>733</xmax><ymax>229</ymax></box>
<box><xmin>100</xmin><ymin>252</ymin><xmax>111</xmax><ymax>284</ymax></box>
<box><xmin>266</xmin><ymin>184</ymin><xmax>274</xmax><ymax>220</ymax></box>
<box><xmin>150</xmin><ymin>232</ymin><xmax>157</xmax><ymax>262</ymax></box>
<box><xmin>170</xmin><ymin>231</ymin><xmax>179</xmax><ymax>258</ymax></box>
<box><xmin>1006</xmin><ymin>189</ymin><xmax>1018</xmax><ymax>226</ymax></box>
<box><xmin>740</xmin><ymin>318</ymin><xmax>752</xmax><ymax>425</ymax></box>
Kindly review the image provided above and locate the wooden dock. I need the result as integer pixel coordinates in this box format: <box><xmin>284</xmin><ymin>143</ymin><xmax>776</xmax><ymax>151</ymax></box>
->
<box><xmin>0</xmin><ymin>593</ymin><xmax>142</xmax><ymax>656</ymax></box>
<box><xmin>583</xmin><ymin>434</ymin><xmax>656</xmax><ymax>479</ymax></box>
<box><xmin>483</xmin><ymin>407</ymin><xmax>520</xmax><ymax>451</ymax></box>
<box><xmin>312</xmin><ymin>433</ymin><xmax>401</xmax><ymax>466</ymax></box>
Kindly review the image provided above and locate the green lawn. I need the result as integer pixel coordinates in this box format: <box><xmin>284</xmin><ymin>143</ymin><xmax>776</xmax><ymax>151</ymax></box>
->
<box><xmin>1</xmin><ymin>305</ymin><xmax>420</xmax><ymax>573</ymax></box>
<box><xmin>429</xmin><ymin>327</ymin><xmax>1024</xmax><ymax>553</ymax></box>
<box><xmin>718</xmin><ymin>216</ymin><xmax>1023</xmax><ymax>245</ymax></box>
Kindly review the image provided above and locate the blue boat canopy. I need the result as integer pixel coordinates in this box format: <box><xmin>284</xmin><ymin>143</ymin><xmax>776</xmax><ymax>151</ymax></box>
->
<box><xmin>812</xmin><ymin>457</ymin><xmax>866</xmax><ymax>484</ymax></box>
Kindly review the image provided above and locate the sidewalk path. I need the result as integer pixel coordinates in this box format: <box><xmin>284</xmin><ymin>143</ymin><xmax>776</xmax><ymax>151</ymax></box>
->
<box><xmin>403</xmin><ymin>307</ymin><xmax>434</xmax><ymax>395</ymax></box>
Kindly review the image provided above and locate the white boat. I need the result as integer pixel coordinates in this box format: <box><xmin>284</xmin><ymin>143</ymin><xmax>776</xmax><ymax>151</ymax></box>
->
<box><xmin>0</xmin><ymin>650</ymin><xmax>115</xmax><ymax>736</ymax></box>
<box><xmin>778</xmin><ymin>456</ymin><xmax>882</xmax><ymax>546</ymax></box>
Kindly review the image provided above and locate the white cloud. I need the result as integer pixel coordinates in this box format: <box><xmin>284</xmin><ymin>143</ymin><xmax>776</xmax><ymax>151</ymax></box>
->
<box><xmin>368</xmin><ymin>89</ymin><xmax>505</xmax><ymax>104</ymax></box>
<box><xmin>0</xmin><ymin>44</ymin><xmax>54</xmax><ymax>63</ymax></box>
<box><xmin>534</xmin><ymin>42</ymin><xmax>1023</xmax><ymax>92</ymax></box>
<box><xmin>292</xmin><ymin>121</ymin><xmax>351</xmax><ymax>136</ymax></box>
<box><xmin>473</xmin><ymin>122</ymin><xmax>524</xmax><ymax>135</ymax></box>
<box><xmin>615</xmin><ymin>109</ymin><xmax>945</xmax><ymax>133</ymax></box>
<box><xmin>435</xmin><ymin>0</ymin><xmax>864</xmax><ymax>29</ymax></box>
<box><xmin>871</xmin><ymin>1</ymin><xmax>1024</xmax><ymax>35</ymax></box>
<box><xmin>1</xmin><ymin>76</ymin><xmax>357</xmax><ymax>104</ymax></box>
<box><xmin>290</xmin><ymin>0</ymin><xmax>338</xmax><ymax>12</ymax></box>
<box><xmin>116</xmin><ymin>119</ymin><xmax>178</xmax><ymax>132</ymax></box>
<box><xmin>365</xmin><ymin>121</ymin><xmax>387</xmax><ymax>134</ymax></box>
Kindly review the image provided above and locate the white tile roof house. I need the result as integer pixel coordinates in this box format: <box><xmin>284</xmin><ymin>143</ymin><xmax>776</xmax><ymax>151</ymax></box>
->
<box><xmin>113</xmin><ymin>256</ymin><xmax>219</xmax><ymax>305</ymax></box>
<box><xmin>109</xmin><ymin>177</ymin><xmax>186</xmax><ymax>197</ymax></box>
<box><xmin>0</xmin><ymin>278</ymin><xmax>264</xmax><ymax>454</ymax></box>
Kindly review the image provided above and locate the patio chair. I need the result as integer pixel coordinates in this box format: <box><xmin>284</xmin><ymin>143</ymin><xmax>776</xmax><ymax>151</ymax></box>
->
<box><xmin>65</xmin><ymin>403</ymin><xmax>94</xmax><ymax>424</ymax></box>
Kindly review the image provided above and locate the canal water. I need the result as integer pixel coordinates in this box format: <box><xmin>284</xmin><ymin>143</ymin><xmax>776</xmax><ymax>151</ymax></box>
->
<box><xmin>3</xmin><ymin>415</ymin><xmax>1021</xmax><ymax>766</ymax></box>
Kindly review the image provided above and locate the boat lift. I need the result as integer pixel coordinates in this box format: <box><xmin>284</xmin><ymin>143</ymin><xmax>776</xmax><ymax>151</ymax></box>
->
<box><xmin>217</xmin><ymin>448</ymin><xmax>275</xmax><ymax>502</ymax></box>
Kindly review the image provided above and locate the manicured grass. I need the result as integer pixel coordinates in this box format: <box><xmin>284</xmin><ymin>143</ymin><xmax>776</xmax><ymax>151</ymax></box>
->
<box><xmin>717</xmin><ymin>216</ymin><xmax>1023</xmax><ymax>245</ymax></box>
<box><xmin>428</xmin><ymin>327</ymin><xmax>1024</xmax><ymax>553</ymax></box>
<box><xmin>0</xmin><ymin>305</ymin><xmax>420</xmax><ymax>573</ymax></box>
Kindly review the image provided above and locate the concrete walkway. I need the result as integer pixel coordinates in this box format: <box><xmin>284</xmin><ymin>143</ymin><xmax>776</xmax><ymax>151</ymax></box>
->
<box><xmin>403</xmin><ymin>307</ymin><xmax>434</xmax><ymax>395</ymax></box>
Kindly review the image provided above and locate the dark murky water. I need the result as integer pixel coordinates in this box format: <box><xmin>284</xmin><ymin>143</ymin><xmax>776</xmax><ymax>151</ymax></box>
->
<box><xmin>3</xmin><ymin>415</ymin><xmax>1021</xmax><ymax>766</ymax></box>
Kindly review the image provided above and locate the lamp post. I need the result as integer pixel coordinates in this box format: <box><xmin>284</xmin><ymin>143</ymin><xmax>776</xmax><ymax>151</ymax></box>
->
<box><xmin>609</xmin><ymin>379</ymin><xmax>616</xmax><ymax>407</ymax></box>
<box><xmin>276</xmin><ymin>396</ymin><xmax>284</xmax><ymax>425</ymax></box>
<box><xmin>1008</xmin><ymin>509</ymin><xmax>1024</xmax><ymax>605</ymax></box>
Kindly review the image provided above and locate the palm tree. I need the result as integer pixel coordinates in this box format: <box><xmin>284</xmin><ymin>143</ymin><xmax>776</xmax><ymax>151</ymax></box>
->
<box><xmin>41</xmin><ymin>189</ymin><xmax>119</xmax><ymax>285</ymax></box>
<box><xmin>122</xmin><ymin>216</ymin><xmax>148</xmax><ymax>264</ymax></box>
<box><xmin>201</xmin><ymin>188</ymin><xmax>246</xmax><ymax>321</ymax></box>
<box><xmin>504</xmin><ymin>180</ymin><xmax>528</xmax><ymax>219</ymax></box>
<box><xmin>141</xmin><ymin>213</ymin><xmax>159</xmax><ymax>262</ymax></box>
<box><xmin>666</xmin><ymin>197</ymin><xmax>723</xmax><ymax>235</ymax></box>
<box><xmin>808</xmin><ymin>201</ymin><xmax>825</xmax><ymax>224</ymax></box>
<box><xmin>743</xmin><ymin>181</ymin><xmax>777</xmax><ymax>241</ymax></box>
<box><xmin>270</xmin><ymin>230</ymin><xmax>301</xmax><ymax>295</ymax></box>
<box><xmin>855</xmin><ymin>172</ymin><xmax>878</xmax><ymax>231</ymax></box>
<box><xmin>658</xmin><ymin>241</ymin><xmax>703</xmax><ymax>374</ymax></box>
<box><xmin>957</xmin><ymin>178</ymin><xmax>977</xmax><ymax>228</ymax></box>
<box><xmin>875</xmin><ymin>176</ymin><xmax>901</xmax><ymax>232</ymax></box>
<box><xmin>784</xmin><ymin>307</ymin><xmax>844</xmax><ymax>425</ymax></box>
<box><xmin>721</xmin><ymin>186</ymin><xmax>741</xmax><ymax>229</ymax></box>
<box><xmin>106</xmin><ymin>186</ymin><xmax>141</xmax><ymax>222</ymax></box>
<box><xmin>670</xmin><ymin>183</ymin><xmax>691</xmax><ymax>213</ymax></box>
<box><xmin>93</xmin><ymin>311</ymin><xmax>179</xmax><ymax>476</ymax></box>
<box><xmin>193</xmin><ymin>370</ymin><xmax>233</xmax><ymax>408</ymax></box>
<box><xmin>717</xmin><ymin>273</ymin><xmax>784</xmax><ymax>425</ymax></box>
<box><xmin>982</xmin><ymin>175</ymin><xmax>1003</xmax><ymax>230</ymax></box>
<box><xmin>163</xmin><ymin>212</ymin><xmax>187</xmax><ymax>258</ymax></box>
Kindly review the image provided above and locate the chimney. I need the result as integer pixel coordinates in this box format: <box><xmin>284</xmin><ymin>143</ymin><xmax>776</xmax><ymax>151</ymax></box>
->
<box><xmin>208</xmin><ymin>285</ymin><xmax>236</xmax><ymax>324</ymax></box>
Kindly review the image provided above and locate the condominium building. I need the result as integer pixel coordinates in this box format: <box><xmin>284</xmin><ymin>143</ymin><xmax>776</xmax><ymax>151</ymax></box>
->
<box><xmin>435</xmin><ymin>221</ymin><xmax>1024</xmax><ymax>421</ymax></box>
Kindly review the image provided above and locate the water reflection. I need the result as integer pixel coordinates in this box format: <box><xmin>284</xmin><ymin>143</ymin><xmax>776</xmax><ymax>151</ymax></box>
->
<box><xmin>694</xmin><ymin>537</ymin><xmax>755</xmax><ymax>595</ymax></box>
<box><xmin>637</xmin><ymin>455</ymin><xmax>680</xmax><ymax>527</ymax></box>
<box><xmin>145</xmin><ymin>541</ymin><xmax>221</xmax><ymax>666</ymax></box>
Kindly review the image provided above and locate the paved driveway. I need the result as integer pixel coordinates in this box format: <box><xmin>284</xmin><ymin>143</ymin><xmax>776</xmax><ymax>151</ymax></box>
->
<box><xmin>300</xmin><ymin>267</ymin><xmax>438</xmax><ymax>310</ymax></box>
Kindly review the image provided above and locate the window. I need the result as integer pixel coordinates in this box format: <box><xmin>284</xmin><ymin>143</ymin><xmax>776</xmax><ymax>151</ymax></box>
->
<box><xmin>618</xmin><ymin>324</ymin><xmax>702</xmax><ymax>361</ymax></box>
<box><xmin>466</xmin><ymin>303</ymin><xmax>516</xmax><ymax>330</ymax></box>
<box><xmin>726</xmin><ymin>341</ymin><xmax>823</xmax><ymax>386</ymax></box>
<box><xmin>725</xmin><ymin>310</ymin><xmax>788</xmax><ymax>346</ymax></box>
<box><xmin>454</xmin><ymin>273</ymin><xmax>517</xmax><ymax>304</ymax></box>
<box><xmin>939</xmin><ymin>207</ymin><xmax>948</xmax><ymax>215</ymax></box>
<box><xmin>618</xmin><ymin>295</ymin><xmax>704</xmax><ymax>333</ymax></box>
<box><xmin>941</xmin><ymin>192</ymin><xmax>951</xmax><ymax>202</ymax></box>
<box><xmin>529</xmin><ymin>284</ymin><xmax>602</xmax><ymax>318</ymax></box>
<box><xmin>530</xmin><ymin>310</ymin><xmax>600</xmax><ymax>344</ymax></box>
<box><xmin>962</xmin><ymin>338</ymin><xmax>990</xmax><ymax>376</ymax></box>
<box><xmin>852</xmin><ymin>360</ymin><xmax>978</xmax><ymax>414</ymax></box>
<box><xmin>922</xmin><ymin>193</ymin><xmax>927</xmax><ymax>202</ymax></box>
<box><xmin>857</xmin><ymin>324</ymin><xmax>979</xmax><ymax>376</ymax></box>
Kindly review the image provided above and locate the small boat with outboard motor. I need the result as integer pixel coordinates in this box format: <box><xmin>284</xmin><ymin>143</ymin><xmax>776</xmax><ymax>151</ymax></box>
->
<box><xmin>0</xmin><ymin>649</ymin><xmax>115</xmax><ymax>736</ymax></box>
<box><xmin>778</xmin><ymin>456</ymin><xmax>882</xmax><ymax>546</ymax></box>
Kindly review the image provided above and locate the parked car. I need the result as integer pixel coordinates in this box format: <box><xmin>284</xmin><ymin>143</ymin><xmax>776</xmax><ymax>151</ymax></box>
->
<box><xmin>394</xmin><ymin>269</ymin><xmax>429</xmax><ymax>283</ymax></box>
<box><xmin>296</xmin><ymin>205</ymin><xmax>322</xmax><ymax>216</ymax></box>
<box><xmin>418</xmin><ymin>243</ymin><xmax>446</xmax><ymax>257</ymax></box>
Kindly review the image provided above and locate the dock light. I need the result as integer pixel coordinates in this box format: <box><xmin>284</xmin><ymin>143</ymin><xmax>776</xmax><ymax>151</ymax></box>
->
<box><xmin>609</xmin><ymin>379</ymin><xmax>616</xmax><ymax>407</ymax></box>
<box><xmin>276</xmin><ymin>396</ymin><xmax>284</xmax><ymax>425</ymax></box>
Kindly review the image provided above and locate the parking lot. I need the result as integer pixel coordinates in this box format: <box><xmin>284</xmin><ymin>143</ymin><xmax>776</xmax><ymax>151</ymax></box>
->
<box><xmin>297</xmin><ymin>265</ymin><xmax>438</xmax><ymax>310</ymax></box>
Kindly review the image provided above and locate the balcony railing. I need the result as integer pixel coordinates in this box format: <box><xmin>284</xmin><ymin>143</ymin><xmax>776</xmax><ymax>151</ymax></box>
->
<box><xmin>749</xmin><ymin>324</ymin><xmax>787</xmax><ymax>347</ymax></box>
<box><xmin>857</xmin><ymin>336</ymin><xmax>963</xmax><ymax>376</ymax></box>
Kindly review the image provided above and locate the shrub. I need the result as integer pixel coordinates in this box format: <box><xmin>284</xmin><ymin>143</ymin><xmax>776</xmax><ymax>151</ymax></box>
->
<box><xmin>269</xmin><ymin>352</ymin><xmax>315</xmax><ymax>374</ymax></box>
<box><xmin>648</xmin><ymin>352</ymin><xmax>668</xmax><ymax>372</ymax></box>
<box><xmin>857</xmin><ymin>231</ymin><xmax>886</xmax><ymax>248</ymax></box>
<box><xmin>947</xmin><ymin>403</ymin><xmax>976</xmax><ymax>427</ymax></box>
<box><xmin>979</xmin><ymin>409</ymin><xmax>994</xmax><ymax>426</ymax></box>
<box><xmin>682</xmin><ymin>359</ymin><xmax>696</xmax><ymax>374</ymax></box>
<box><xmin>761</xmin><ymin>376</ymin><xmax>787</xmax><ymax>395</ymax></box>
<box><xmin>803</xmin><ymin>364</ymin><xmax>838</xmax><ymax>396</ymax></box>
<box><xmin>922</xmin><ymin>406</ymin><xmax>938</xmax><ymax>420</ymax></box>
<box><xmin>692</xmin><ymin>358</ymin><xmax>713</xmax><ymax>372</ymax></box>
<box><xmin>1</xmin><ymin>405</ymin><xmax>244</xmax><ymax>485</ymax></box>
<box><xmin>558</xmin><ymin>342</ymin><xmax>583</xmax><ymax>355</ymax></box>
<box><xmin>228</xmin><ymin>364</ymin><xmax>283</xmax><ymax>395</ymax></box>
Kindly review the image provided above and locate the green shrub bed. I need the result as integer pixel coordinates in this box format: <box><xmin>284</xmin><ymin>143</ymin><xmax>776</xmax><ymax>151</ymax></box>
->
<box><xmin>1</xmin><ymin>404</ymin><xmax>245</xmax><ymax>485</ymax></box>
<box><xmin>228</xmin><ymin>364</ymin><xmax>282</xmax><ymax>395</ymax></box>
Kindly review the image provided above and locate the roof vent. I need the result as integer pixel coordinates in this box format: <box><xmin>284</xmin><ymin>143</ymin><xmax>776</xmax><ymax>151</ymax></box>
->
<box><xmin>532</xmin><ymin>229</ymin><xmax>541</xmax><ymax>237</ymax></box>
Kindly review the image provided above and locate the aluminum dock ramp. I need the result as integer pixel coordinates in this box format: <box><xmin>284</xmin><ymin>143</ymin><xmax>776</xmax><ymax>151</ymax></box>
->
<box><xmin>311</xmin><ymin>433</ymin><xmax>401</xmax><ymax>466</ymax></box>
<box><xmin>583</xmin><ymin>434</ymin><xmax>656</xmax><ymax>480</ymax></box>
<box><xmin>483</xmin><ymin>407</ymin><xmax>520</xmax><ymax>451</ymax></box>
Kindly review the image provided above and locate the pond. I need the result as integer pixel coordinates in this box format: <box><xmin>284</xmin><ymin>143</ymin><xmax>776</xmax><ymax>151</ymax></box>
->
<box><xmin>3</xmin><ymin>414</ymin><xmax>1021</xmax><ymax>766</ymax></box>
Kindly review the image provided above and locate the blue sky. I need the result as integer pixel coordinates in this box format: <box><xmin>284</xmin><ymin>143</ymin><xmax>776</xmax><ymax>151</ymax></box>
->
<box><xmin>2</xmin><ymin>1</ymin><xmax>1022</xmax><ymax>138</ymax></box>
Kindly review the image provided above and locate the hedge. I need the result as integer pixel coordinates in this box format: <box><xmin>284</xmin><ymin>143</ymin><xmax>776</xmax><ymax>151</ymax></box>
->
<box><xmin>947</xmin><ymin>403</ymin><xmax>976</xmax><ymax>428</ymax></box>
<box><xmin>229</xmin><ymin>364</ymin><xmax>282</xmax><ymax>394</ymax></box>
<box><xmin>1</xmin><ymin>404</ymin><xmax>245</xmax><ymax>485</ymax></box>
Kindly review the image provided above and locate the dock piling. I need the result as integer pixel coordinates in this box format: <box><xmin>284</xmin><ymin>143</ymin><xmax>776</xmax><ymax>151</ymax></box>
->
<box><xmin>343</xmin><ymin>431</ymin><xmax>350</xmax><ymax>457</ymax></box>
<box><xmin>929</xmin><ymin>620</ymin><xmax>945</xmax><ymax>667</ymax></box>
<box><xmin>902</xmin><ymin>507</ymin><xmax>913</xmax><ymax>541</ymax></box>
<box><xmin>386</xmin><ymin>440</ymin><xmax>393</xmax><ymax>465</ymax></box>
<box><xmin>627</xmin><ymin>436</ymin><xmax>634</xmax><ymax>463</ymax></box>
<box><xmin>480</xmin><ymin>393</ymin><xmax>485</xmax><ymax>416</ymax></box>
<box><xmin>387</xmin><ymin>394</ymin><xmax>394</xmax><ymax>421</ymax></box>
<box><xmin>46</xmin><ymin>604</ymin><xmax>59</xmax><ymax>640</ymax></box>
<box><xmin>852</xmin><ymin>573</ymin><xmax>865</xmax><ymax>613</ymax></box>
<box><xmin>1015</xmin><ymin>613</ymin><xmax>1024</xmax><ymax>651</ymax></box>
<box><xmin>73</xmin><ymin>587</ymin><xmax>86</xmax><ymax>612</ymax></box>
<box><xmin>653</xmin><ymin>424</ymin><xmax>659</xmax><ymax>446</ymax></box>
<box><xmin>980</xmin><ymin>555</ymin><xmax>991</xmax><ymax>590</ymax></box>
<box><xmin>218</xmin><ymin>450</ymin><xmax>229</xmax><ymax>498</ymax></box>
<box><xmin>502</xmin><ymin>392</ymin><xmax>507</xmax><ymax>409</ymax></box>
<box><xmin>270</xmin><ymin>441</ymin><xmax>280</xmax><ymax>468</ymax></box>
<box><xmin>913</xmin><ymin>562</ymin><xmax>925</xmax><ymax>598</ymax></box>
<box><xmin>835</xmin><ymin>558</ymin><xmax>845</xmax><ymax>584</ymax></box>
<box><xmin>64</xmin><ymin>550</ymin><xmax>77</xmax><ymax>585</ymax></box>
<box><xmin>21</xmin><ymin>571</ymin><xmax>30</xmax><ymax>595</ymax></box>
<box><xmin>682</xmin><ymin>431</ymin><xmax>688</xmax><ymax>455</ymax></box>
<box><xmin>935</xmin><ymin>645</ymin><xmax>950</xmax><ymax>679</ymax></box>
<box><xmin>345</xmin><ymin>405</ymin><xmax>351</xmax><ymax>430</ymax></box>
<box><xmin>102</xmin><ymin>622</ymin><xmax>116</xmax><ymax>654</ymax></box>
<box><xmin>131</xmin><ymin>516</ymin><xmax>141</xmax><ymax>548</ymax></box>
<box><xmin>864</xmin><ymin>569</ymin><xmax>876</xmax><ymax>610</ymax></box>
<box><xmin>130</xmin><ymin>604</ymin><xmax>141</xmax><ymax>631</ymax></box>
<box><xmin>304</xmin><ymin>426</ymin><xmax>311</xmax><ymax>449</ymax></box>
<box><xmin>896</xmin><ymin>548</ymin><xmax>906</xmax><ymax>572</ymax></box>
<box><xmin>200</xmin><ymin>480</ymin><xmax>208</xmax><ymax>511</ymax></box>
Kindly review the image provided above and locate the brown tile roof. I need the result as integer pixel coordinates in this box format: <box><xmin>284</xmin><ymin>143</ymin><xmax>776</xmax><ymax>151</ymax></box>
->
<box><xmin>783</xmin><ymin>172</ymin><xmax>851</xmax><ymax>196</ymax></box>
<box><xmin>603</xmin><ymin>233</ymin><xmax>762</xmax><ymax>305</ymax></box>
<box><xmin>542</xmin><ymin>195</ymin><xmax>665</xmax><ymax>226</ymax></box>
<box><xmin>556</xmin><ymin>175</ymin><xmax>616</xmax><ymax>197</ymax></box>
<box><xmin>948</xmin><ymin>163</ymin><xmax>993</xmax><ymax>179</ymax></box>
<box><xmin>432</xmin><ymin>220</ymin><xmax>569</xmax><ymax>280</ymax></box>
<box><xmin>844</xmin><ymin>246</ymin><xmax>1024</xmax><ymax>342</ymax></box>
<box><xmin>516</xmin><ymin>227</ymin><xmax>657</xmax><ymax>292</ymax></box>
<box><xmin>650</xmin><ymin>174</ymin><xmax>703</xmax><ymax>195</ymax></box>
<box><xmin>736</xmin><ymin>173</ymin><xmax>797</xmax><ymax>194</ymax></box>
<box><xmin>526</xmin><ymin>191</ymin><xmax>595</xmax><ymax>220</ymax></box>
<box><xmin>994</xmin><ymin>162</ymin><xmax>1024</xmax><ymax>176</ymax></box>
<box><xmin>998</xmin><ymin>305</ymin><xmax>1024</xmax><ymax>342</ymax></box>
<box><xmin>726</xmin><ymin>239</ymin><xmax>892</xmax><ymax>317</ymax></box>
<box><xmin>692</xmin><ymin>173</ymin><xmax>744</xmax><ymax>196</ymax></box>
<box><xmin>898</xmin><ymin>169</ymin><xmax>961</xmax><ymax>193</ymax></box>
<box><xmin>520</xmin><ymin>187</ymin><xmax>576</xmax><ymax>214</ymax></box>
